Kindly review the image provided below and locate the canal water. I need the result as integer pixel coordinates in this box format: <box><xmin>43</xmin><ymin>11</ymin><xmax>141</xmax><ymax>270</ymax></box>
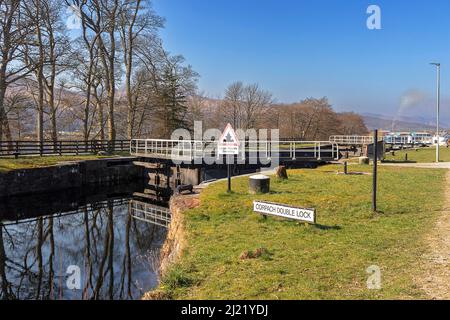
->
<box><xmin>0</xmin><ymin>181</ymin><xmax>172</xmax><ymax>300</ymax></box>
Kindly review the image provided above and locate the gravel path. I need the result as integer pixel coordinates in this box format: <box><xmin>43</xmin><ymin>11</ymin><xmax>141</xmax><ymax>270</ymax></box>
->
<box><xmin>381</xmin><ymin>162</ymin><xmax>450</xmax><ymax>169</ymax></box>
<box><xmin>415</xmin><ymin>170</ymin><xmax>450</xmax><ymax>299</ymax></box>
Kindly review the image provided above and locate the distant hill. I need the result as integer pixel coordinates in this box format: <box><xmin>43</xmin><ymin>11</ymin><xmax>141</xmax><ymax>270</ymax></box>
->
<box><xmin>361</xmin><ymin>113</ymin><xmax>444</xmax><ymax>132</ymax></box>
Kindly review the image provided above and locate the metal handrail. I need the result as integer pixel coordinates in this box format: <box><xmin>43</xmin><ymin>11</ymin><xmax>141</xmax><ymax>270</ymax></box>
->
<box><xmin>130</xmin><ymin>139</ymin><xmax>340</xmax><ymax>161</ymax></box>
<box><xmin>329</xmin><ymin>135</ymin><xmax>375</xmax><ymax>145</ymax></box>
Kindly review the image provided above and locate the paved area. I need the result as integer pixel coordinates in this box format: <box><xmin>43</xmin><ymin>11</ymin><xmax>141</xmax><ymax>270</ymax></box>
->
<box><xmin>381</xmin><ymin>162</ymin><xmax>450</xmax><ymax>169</ymax></box>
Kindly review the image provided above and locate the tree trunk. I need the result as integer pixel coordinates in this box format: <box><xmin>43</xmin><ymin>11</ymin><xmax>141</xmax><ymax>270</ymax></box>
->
<box><xmin>36</xmin><ymin>67</ymin><xmax>45</xmax><ymax>144</ymax></box>
<box><xmin>50</xmin><ymin>99</ymin><xmax>58</xmax><ymax>150</ymax></box>
<box><xmin>98</xmin><ymin>100</ymin><xmax>104</xmax><ymax>140</ymax></box>
<box><xmin>0</xmin><ymin>76</ymin><xmax>6</xmax><ymax>142</ymax></box>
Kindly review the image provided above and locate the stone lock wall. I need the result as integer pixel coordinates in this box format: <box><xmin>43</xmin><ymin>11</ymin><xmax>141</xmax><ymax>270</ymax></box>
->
<box><xmin>0</xmin><ymin>158</ymin><xmax>144</xmax><ymax>197</ymax></box>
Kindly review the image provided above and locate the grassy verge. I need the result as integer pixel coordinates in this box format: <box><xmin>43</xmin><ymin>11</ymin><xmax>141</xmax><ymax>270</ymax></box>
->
<box><xmin>0</xmin><ymin>153</ymin><xmax>129</xmax><ymax>173</ymax></box>
<box><xmin>160</xmin><ymin>165</ymin><xmax>445</xmax><ymax>299</ymax></box>
<box><xmin>383</xmin><ymin>146</ymin><xmax>450</xmax><ymax>163</ymax></box>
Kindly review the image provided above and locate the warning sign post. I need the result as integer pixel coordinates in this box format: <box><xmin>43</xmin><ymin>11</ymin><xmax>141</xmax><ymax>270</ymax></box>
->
<box><xmin>218</xmin><ymin>124</ymin><xmax>240</xmax><ymax>192</ymax></box>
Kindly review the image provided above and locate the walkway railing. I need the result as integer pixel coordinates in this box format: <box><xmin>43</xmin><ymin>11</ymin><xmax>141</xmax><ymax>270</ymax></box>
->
<box><xmin>130</xmin><ymin>139</ymin><xmax>340</xmax><ymax>162</ymax></box>
<box><xmin>329</xmin><ymin>135</ymin><xmax>374</xmax><ymax>145</ymax></box>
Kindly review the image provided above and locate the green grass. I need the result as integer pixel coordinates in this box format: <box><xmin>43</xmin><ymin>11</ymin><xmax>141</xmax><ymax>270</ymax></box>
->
<box><xmin>383</xmin><ymin>146</ymin><xmax>450</xmax><ymax>163</ymax></box>
<box><xmin>161</xmin><ymin>165</ymin><xmax>445</xmax><ymax>299</ymax></box>
<box><xmin>0</xmin><ymin>154</ymin><xmax>128</xmax><ymax>173</ymax></box>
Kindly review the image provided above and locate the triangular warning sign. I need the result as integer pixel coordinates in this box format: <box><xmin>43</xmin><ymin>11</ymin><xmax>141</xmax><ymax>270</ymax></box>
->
<box><xmin>219</xmin><ymin>123</ymin><xmax>239</xmax><ymax>145</ymax></box>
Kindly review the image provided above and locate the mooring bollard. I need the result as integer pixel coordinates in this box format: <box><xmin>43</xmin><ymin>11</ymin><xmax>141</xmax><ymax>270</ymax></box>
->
<box><xmin>249</xmin><ymin>174</ymin><xmax>270</xmax><ymax>194</ymax></box>
<box><xmin>359</xmin><ymin>156</ymin><xmax>370</xmax><ymax>165</ymax></box>
<box><xmin>275</xmin><ymin>165</ymin><xmax>288</xmax><ymax>180</ymax></box>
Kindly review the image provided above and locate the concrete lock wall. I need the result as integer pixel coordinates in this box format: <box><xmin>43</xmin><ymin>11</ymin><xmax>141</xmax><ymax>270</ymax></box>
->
<box><xmin>0</xmin><ymin>158</ymin><xmax>144</xmax><ymax>197</ymax></box>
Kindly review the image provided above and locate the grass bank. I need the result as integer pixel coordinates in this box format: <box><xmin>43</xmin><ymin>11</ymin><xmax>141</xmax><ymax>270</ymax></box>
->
<box><xmin>383</xmin><ymin>146</ymin><xmax>450</xmax><ymax>163</ymax></box>
<box><xmin>160</xmin><ymin>164</ymin><xmax>445</xmax><ymax>299</ymax></box>
<box><xmin>0</xmin><ymin>154</ymin><xmax>129</xmax><ymax>173</ymax></box>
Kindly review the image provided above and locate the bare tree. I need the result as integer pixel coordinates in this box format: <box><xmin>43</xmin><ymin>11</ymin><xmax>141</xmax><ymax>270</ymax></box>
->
<box><xmin>337</xmin><ymin>112</ymin><xmax>368</xmax><ymax>135</ymax></box>
<box><xmin>71</xmin><ymin>0</ymin><xmax>121</xmax><ymax>143</ymax></box>
<box><xmin>221</xmin><ymin>81</ymin><xmax>244</xmax><ymax>128</ymax></box>
<box><xmin>220</xmin><ymin>82</ymin><xmax>272</xmax><ymax>130</ymax></box>
<box><xmin>0</xmin><ymin>0</ymin><xmax>33</xmax><ymax>143</ymax></box>
<box><xmin>241</xmin><ymin>83</ymin><xmax>272</xmax><ymax>130</ymax></box>
<box><xmin>118</xmin><ymin>0</ymin><xmax>163</xmax><ymax>139</ymax></box>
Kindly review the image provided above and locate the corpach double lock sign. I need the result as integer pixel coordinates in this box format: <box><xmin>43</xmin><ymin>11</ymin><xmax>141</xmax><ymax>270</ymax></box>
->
<box><xmin>253</xmin><ymin>200</ymin><xmax>316</xmax><ymax>224</ymax></box>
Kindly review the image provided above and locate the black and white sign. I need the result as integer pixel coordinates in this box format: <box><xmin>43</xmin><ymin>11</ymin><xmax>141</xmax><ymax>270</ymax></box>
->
<box><xmin>253</xmin><ymin>201</ymin><xmax>316</xmax><ymax>224</ymax></box>
<box><xmin>218</xmin><ymin>123</ymin><xmax>240</xmax><ymax>155</ymax></box>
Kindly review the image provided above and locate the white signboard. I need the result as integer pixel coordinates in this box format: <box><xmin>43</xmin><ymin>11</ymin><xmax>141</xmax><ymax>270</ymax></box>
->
<box><xmin>253</xmin><ymin>201</ymin><xmax>316</xmax><ymax>224</ymax></box>
<box><xmin>218</xmin><ymin>123</ymin><xmax>240</xmax><ymax>155</ymax></box>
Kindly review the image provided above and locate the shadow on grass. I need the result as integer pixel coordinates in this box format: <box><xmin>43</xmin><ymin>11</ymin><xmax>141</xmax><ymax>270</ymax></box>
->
<box><xmin>268</xmin><ymin>190</ymin><xmax>293</xmax><ymax>195</ymax></box>
<box><xmin>259</xmin><ymin>217</ymin><xmax>342</xmax><ymax>231</ymax></box>
<box><xmin>336</xmin><ymin>172</ymin><xmax>371</xmax><ymax>176</ymax></box>
<box><xmin>313</xmin><ymin>224</ymin><xmax>342</xmax><ymax>231</ymax></box>
<box><xmin>381</xmin><ymin>160</ymin><xmax>417</xmax><ymax>164</ymax></box>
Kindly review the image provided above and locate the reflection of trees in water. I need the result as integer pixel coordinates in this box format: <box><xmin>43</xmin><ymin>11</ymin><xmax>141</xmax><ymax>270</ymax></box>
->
<box><xmin>0</xmin><ymin>201</ymin><xmax>167</xmax><ymax>300</ymax></box>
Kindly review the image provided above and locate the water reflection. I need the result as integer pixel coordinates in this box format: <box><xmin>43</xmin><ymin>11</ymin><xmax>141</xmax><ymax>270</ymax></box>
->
<box><xmin>0</xmin><ymin>183</ymin><xmax>171</xmax><ymax>300</ymax></box>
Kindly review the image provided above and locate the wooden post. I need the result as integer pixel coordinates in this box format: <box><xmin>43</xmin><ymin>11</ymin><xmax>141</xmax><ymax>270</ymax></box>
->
<box><xmin>344</xmin><ymin>161</ymin><xmax>348</xmax><ymax>175</ymax></box>
<box><xmin>372</xmin><ymin>129</ymin><xmax>378</xmax><ymax>212</ymax></box>
<box><xmin>166</xmin><ymin>164</ymin><xmax>171</xmax><ymax>189</ymax></box>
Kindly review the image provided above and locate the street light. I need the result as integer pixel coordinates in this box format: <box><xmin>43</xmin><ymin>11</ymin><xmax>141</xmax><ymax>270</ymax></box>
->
<box><xmin>430</xmin><ymin>62</ymin><xmax>441</xmax><ymax>163</ymax></box>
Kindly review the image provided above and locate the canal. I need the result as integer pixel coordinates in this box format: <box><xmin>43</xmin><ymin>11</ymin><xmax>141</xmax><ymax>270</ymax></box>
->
<box><xmin>0</xmin><ymin>181</ymin><xmax>172</xmax><ymax>300</ymax></box>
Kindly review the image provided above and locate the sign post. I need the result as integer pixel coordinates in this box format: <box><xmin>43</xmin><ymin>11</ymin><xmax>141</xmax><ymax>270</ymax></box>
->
<box><xmin>372</xmin><ymin>129</ymin><xmax>378</xmax><ymax>212</ymax></box>
<box><xmin>227</xmin><ymin>155</ymin><xmax>231</xmax><ymax>193</ymax></box>
<box><xmin>218</xmin><ymin>123</ymin><xmax>240</xmax><ymax>193</ymax></box>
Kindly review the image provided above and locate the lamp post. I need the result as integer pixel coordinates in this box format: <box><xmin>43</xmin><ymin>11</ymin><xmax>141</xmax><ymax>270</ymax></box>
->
<box><xmin>430</xmin><ymin>62</ymin><xmax>441</xmax><ymax>163</ymax></box>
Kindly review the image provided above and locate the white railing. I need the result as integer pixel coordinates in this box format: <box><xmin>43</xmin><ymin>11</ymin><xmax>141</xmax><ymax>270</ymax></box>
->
<box><xmin>129</xmin><ymin>200</ymin><xmax>171</xmax><ymax>229</ymax></box>
<box><xmin>329</xmin><ymin>135</ymin><xmax>374</xmax><ymax>145</ymax></box>
<box><xmin>130</xmin><ymin>139</ymin><xmax>340</xmax><ymax>162</ymax></box>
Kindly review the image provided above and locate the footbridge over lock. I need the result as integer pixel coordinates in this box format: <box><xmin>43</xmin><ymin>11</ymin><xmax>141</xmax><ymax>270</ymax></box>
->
<box><xmin>130</xmin><ymin>139</ymin><xmax>340</xmax><ymax>166</ymax></box>
<box><xmin>329</xmin><ymin>135</ymin><xmax>377</xmax><ymax>146</ymax></box>
<box><xmin>129</xmin><ymin>138</ymin><xmax>343</xmax><ymax>191</ymax></box>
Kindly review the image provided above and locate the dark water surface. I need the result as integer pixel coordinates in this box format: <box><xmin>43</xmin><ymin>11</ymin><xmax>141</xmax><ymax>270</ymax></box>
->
<box><xmin>0</xmin><ymin>182</ymin><xmax>171</xmax><ymax>300</ymax></box>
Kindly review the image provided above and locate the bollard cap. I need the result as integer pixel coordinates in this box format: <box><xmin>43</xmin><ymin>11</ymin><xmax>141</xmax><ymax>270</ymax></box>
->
<box><xmin>250</xmin><ymin>174</ymin><xmax>270</xmax><ymax>180</ymax></box>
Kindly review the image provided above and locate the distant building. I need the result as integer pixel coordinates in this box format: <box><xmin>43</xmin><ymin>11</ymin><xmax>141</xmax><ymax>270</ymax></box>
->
<box><xmin>383</xmin><ymin>131</ymin><xmax>433</xmax><ymax>146</ymax></box>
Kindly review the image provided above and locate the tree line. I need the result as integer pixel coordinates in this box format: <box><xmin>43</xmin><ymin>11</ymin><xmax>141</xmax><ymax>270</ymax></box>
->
<box><xmin>0</xmin><ymin>0</ymin><xmax>198</xmax><ymax>144</ymax></box>
<box><xmin>0</xmin><ymin>0</ymin><xmax>367</xmax><ymax>144</ymax></box>
<box><xmin>191</xmin><ymin>82</ymin><xmax>368</xmax><ymax>140</ymax></box>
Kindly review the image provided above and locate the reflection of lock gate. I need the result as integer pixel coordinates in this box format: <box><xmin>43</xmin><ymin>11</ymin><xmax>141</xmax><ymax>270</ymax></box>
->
<box><xmin>129</xmin><ymin>200</ymin><xmax>171</xmax><ymax>229</ymax></box>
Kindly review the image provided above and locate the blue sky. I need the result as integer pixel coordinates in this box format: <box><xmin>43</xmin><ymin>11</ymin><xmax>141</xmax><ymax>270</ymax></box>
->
<box><xmin>153</xmin><ymin>0</ymin><xmax>450</xmax><ymax>120</ymax></box>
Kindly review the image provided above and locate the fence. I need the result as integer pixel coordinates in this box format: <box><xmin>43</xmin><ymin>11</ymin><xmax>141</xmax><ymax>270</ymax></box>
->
<box><xmin>0</xmin><ymin>140</ymin><xmax>130</xmax><ymax>158</ymax></box>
